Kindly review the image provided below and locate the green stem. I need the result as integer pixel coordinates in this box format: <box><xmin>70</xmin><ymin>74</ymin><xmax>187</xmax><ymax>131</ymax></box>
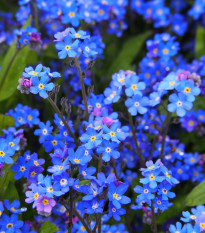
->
<box><xmin>75</xmin><ymin>57</ymin><xmax>89</xmax><ymax>121</ymax></box>
<box><xmin>151</xmin><ymin>201</ymin><xmax>157</xmax><ymax>233</ymax></box>
<box><xmin>160</xmin><ymin>112</ymin><xmax>171</xmax><ymax>159</ymax></box>
<box><xmin>128</xmin><ymin>112</ymin><xmax>144</xmax><ymax>166</ymax></box>
<box><xmin>73</xmin><ymin>208</ymin><xmax>92</xmax><ymax>233</ymax></box>
<box><xmin>48</xmin><ymin>97</ymin><xmax>78</xmax><ymax>144</ymax></box>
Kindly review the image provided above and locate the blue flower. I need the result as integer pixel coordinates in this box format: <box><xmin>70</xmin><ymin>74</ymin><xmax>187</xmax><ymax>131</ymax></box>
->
<box><xmin>0</xmin><ymin>141</ymin><xmax>15</xmax><ymax>164</ymax></box>
<box><xmin>81</xmin><ymin>181</ymin><xmax>103</xmax><ymax>201</ymax></box>
<box><xmin>140</xmin><ymin>169</ymin><xmax>164</xmax><ymax>189</ymax></box>
<box><xmin>30</xmin><ymin>75</ymin><xmax>54</xmax><ymax>99</ymax></box>
<box><xmin>158</xmin><ymin>72</ymin><xmax>179</xmax><ymax>91</ymax></box>
<box><xmin>176</xmin><ymin>80</ymin><xmax>201</xmax><ymax>102</ymax></box>
<box><xmin>34</xmin><ymin>121</ymin><xmax>53</xmax><ymax>143</ymax></box>
<box><xmin>96</xmin><ymin>140</ymin><xmax>120</xmax><ymax>162</ymax></box>
<box><xmin>23</xmin><ymin>64</ymin><xmax>45</xmax><ymax>78</ymax></box>
<box><xmin>169</xmin><ymin>222</ymin><xmax>186</xmax><ymax>233</ymax></box>
<box><xmin>102</xmin><ymin>123</ymin><xmax>126</xmax><ymax>143</ymax></box>
<box><xmin>4</xmin><ymin>199</ymin><xmax>26</xmax><ymax>214</ymax></box>
<box><xmin>108</xmin><ymin>183</ymin><xmax>131</xmax><ymax>209</ymax></box>
<box><xmin>47</xmin><ymin>157</ymin><xmax>70</xmax><ymax>175</ymax></box>
<box><xmin>108</xmin><ymin>203</ymin><xmax>126</xmax><ymax>221</ymax></box>
<box><xmin>168</xmin><ymin>93</ymin><xmax>193</xmax><ymax>117</ymax></box>
<box><xmin>0</xmin><ymin>214</ymin><xmax>23</xmax><ymax>232</ymax></box>
<box><xmin>134</xmin><ymin>184</ymin><xmax>156</xmax><ymax>201</ymax></box>
<box><xmin>79</xmin><ymin>166</ymin><xmax>96</xmax><ymax>179</ymax></box>
<box><xmin>125</xmin><ymin>75</ymin><xmax>145</xmax><ymax>97</ymax></box>
<box><xmin>80</xmin><ymin>128</ymin><xmax>103</xmax><ymax>149</ymax></box>
<box><xmin>12</xmin><ymin>156</ymin><xmax>31</xmax><ymax>180</ymax></box>
<box><xmin>69</xmin><ymin>28</ymin><xmax>90</xmax><ymax>40</ymax></box>
<box><xmin>81</xmin><ymin>39</ymin><xmax>98</xmax><ymax>58</ymax></box>
<box><xmin>68</xmin><ymin>147</ymin><xmax>91</xmax><ymax>165</ymax></box>
<box><xmin>55</xmin><ymin>35</ymin><xmax>79</xmax><ymax>59</ymax></box>
<box><xmin>125</xmin><ymin>94</ymin><xmax>149</xmax><ymax>116</ymax></box>
<box><xmin>84</xmin><ymin>198</ymin><xmax>104</xmax><ymax>214</ymax></box>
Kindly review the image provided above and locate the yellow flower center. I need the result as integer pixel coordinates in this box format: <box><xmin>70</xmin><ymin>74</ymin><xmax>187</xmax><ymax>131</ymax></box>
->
<box><xmin>166</xmin><ymin>172</ymin><xmax>171</xmax><ymax>178</ymax></box>
<box><xmin>75</xmin><ymin>33</ymin><xmax>80</xmax><ymax>37</ymax></box>
<box><xmin>28</xmin><ymin>115</ymin><xmax>32</xmax><ymax>120</ymax></box>
<box><xmin>74</xmin><ymin>158</ymin><xmax>80</xmax><ymax>163</ymax></box>
<box><xmin>131</xmin><ymin>84</ymin><xmax>137</xmax><ymax>90</ymax></box>
<box><xmin>188</xmin><ymin>120</ymin><xmax>194</xmax><ymax>126</ymax></box>
<box><xmin>34</xmin><ymin>193</ymin><xmax>39</xmax><ymax>199</ymax></box>
<box><xmin>31</xmin><ymin>171</ymin><xmax>36</xmax><ymax>177</ymax></box>
<box><xmin>149</xmin><ymin>175</ymin><xmax>155</xmax><ymax>180</ymax></box>
<box><xmin>80</xmin><ymin>226</ymin><xmax>86</xmax><ymax>231</ymax></box>
<box><xmin>38</xmin><ymin>84</ymin><xmax>44</xmax><ymax>89</ymax></box>
<box><xmin>7</xmin><ymin>223</ymin><xmax>13</xmax><ymax>228</ymax></box>
<box><xmin>110</xmin><ymin>132</ymin><xmax>115</xmax><ymax>137</ymax></box>
<box><xmin>200</xmin><ymin>223</ymin><xmax>205</xmax><ymax>228</ymax></box>
<box><xmin>48</xmin><ymin>187</ymin><xmax>53</xmax><ymax>192</ymax></box>
<box><xmin>32</xmin><ymin>71</ymin><xmax>37</xmax><ymax>75</ymax></box>
<box><xmin>42</xmin><ymin>199</ymin><xmax>49</xmax><ymax>205</ymax></box>
<box><xmin>34</xmin><ymin>161</ymin><xmax>38</xmax><ymax>166</ymax></box>
<box><xmin>98</xmin><ymin>9</ymin><xmax>104</xmax><ymax>15</ymax></box>
<box><xmin>69</xmin><ymin>12</ymin><xmax>75</xmax><ymax>17</ymax></box>
<box><xmin>9</xmin><ymin>142</ymin><xmax>14</xmax><ymax>147</ymax></box>
<box><xmin>52</xmin><ymin>140</ymin><xmax>57</xmax><ymax>145</ymax></box>
<box><xmin>20</xmin><ymin>166</ymin><xmax>25</xmax><ymax>172</ymax></box>
<box><xmin>184</xmin><ymin>87</ymin><xmax>191</xmax><ymax>93</ymax></box>
<box><xmin>90</xmin><ymin>136</ymin><xmax>96</xmax><ymax>141</ymax></box>
<box><xmin>113</xmin><ymin>193</ymin><xmax>118</xmax><ymax>199</ymax></box>
<box><xmin>0</xmin><ymin>151</ymin><xmax>5</xmax><ymax>157</ymax></box>
<box><xmin>65</xmin><ymin>45</ymin><xmax>71</xmax><ymax>50</ymax></box>
<box><xmin>177</xmin><ymin>169</ymin><xmax>182</xmax><ymax>174</ymax></box>
<box><xmin>148</xmin><ymin>166</ymin><xmax>154</xmax><ymax>169</ymax></box>
<box><xmin>163</xmin><ymin>48</ymin><xmax>169</xmax><ymax>55</ymax></box>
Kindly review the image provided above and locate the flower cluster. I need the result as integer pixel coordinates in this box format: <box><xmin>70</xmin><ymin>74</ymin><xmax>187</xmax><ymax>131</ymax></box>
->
<box><xmin>133</xmin><ymin>160</ymin><xmax>179</xmax><ymax>213</ymax></box>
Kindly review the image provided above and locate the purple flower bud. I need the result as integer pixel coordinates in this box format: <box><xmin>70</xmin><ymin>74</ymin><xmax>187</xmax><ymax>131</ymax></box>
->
<box><xmin>102</xmin><ymin>117</ymin><xmax>115</xmax><ymax>127</ymax></box>
<box><xmin>22</xmin><ymin>78</ymin><xmax>32</xmax><ymax>87</ymax></box>
<box><xmin>30</xmin><ymin>33</ymin><xmax>41</xmax><ymax>42</ymax></box>
<box><xmin>178</xmin><ymin>71</ymin><xmax>190</xmax><ymax>80</ymax></box>
<box><xmin>92</xmin><ymin>107</ymin><xmax>102</xmax><ymax>116</ymax></box>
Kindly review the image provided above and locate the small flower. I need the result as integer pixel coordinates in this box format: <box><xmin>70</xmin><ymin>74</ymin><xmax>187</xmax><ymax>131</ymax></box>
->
<box><xmin>30</xmin><ymin>75</ymin><xmax>54</xmax><ymax>99</ymax></box>
<box><xmin>55</xmin><ymin>35</ymin><xmax>79</xmax><ymax>59</ymax></box>
<box><xmin>168</xmin><ymin>93</ymin><xmax>193</xmax><ymax>117</ymax></box>
<box><xmin>36</xmin><ymin>195</ymin><xmax>56</xmax><ymax>214</ymax></box>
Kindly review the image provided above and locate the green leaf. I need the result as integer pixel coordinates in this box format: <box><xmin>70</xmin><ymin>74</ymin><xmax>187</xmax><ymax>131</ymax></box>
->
<box><xmin>185</xmin><ymin>180</ymin><xmax>205</xmax><ymax>206</ymax></box>
<box><xmin>79</xmin><ymin>179</ymin><xmax>91</xmax><ymax>185</ymax></box>
<box><xmin>39</xmin><ymin>221</ymin><xmax>59</xmax><ymax>233</ymax></box>
<box><xmin>3</xmin><ymin>181</ymin><xmax>19</xmax><ymax>202</ymax></box>
<box><xmin>0</xmin><ymin>114</ymin><xmax>14</xmax><ymax>135</ymax></box>
<box><xmin>0</xmin><ymin>44</ymin><xmax>30</xmax><ymax>101</ymax></box>
<box><xmin>0</xmin><ymin>163</ymin><xmax>16</xmax><ymax>198</ymax></box>
<box><xmin>0</xmin><ymin>17</ymin><xmax>34</xmax><ymax>102</ymax></box>
<box><xmin>195</xmin><ymin>26</ymin><xmax>205</xmax><ymax>59</ymax></box>
<box><xmin>157</xmin><ymin>195</ymin><xmax>186</xmax><ymax>224</ymax></box>
<box><xmin>108</xmin><ymin>31</ymin><xmax>152</xmax><ymax>76</ymax></box>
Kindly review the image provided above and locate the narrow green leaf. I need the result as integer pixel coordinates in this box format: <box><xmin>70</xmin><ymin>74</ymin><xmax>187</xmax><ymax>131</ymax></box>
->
<box><xmin>0</xmin><ymin>17</ymin><xmax>33</xmax><ymax>102</ymax></box>
<box><xmin>0</xmin><ymin>114</ymin><xmax>15</xmax><ymax>135</ymax></box>
<box><xmin>39</xmin><ymin>221</ymin><xmax>59</xmax><ymax>233</ymax></box>
<box><xmin>3</xmin><ymin>181</ymin><xmax>19</xmax><ymax>202</ymax></box>
<box><xmin>185</xmin><ymin>180</ymin><xmax>205</xmax><ymax>206</ymax></box>
<box><xmin>0</xmin><ymin>163</ymin><xmax>16</xmax><ymax>197</ymax></box>
<box><xmin>108</xmin><ymin>31</ymin><xmax>152</xmax><ymax>76</ymax></box>
<box><xmin>195</xmin><ymin>26</ymin><xmax>205</xmax><ymax>59</ymax></box>
<box><xmin>0</xmin><ymin>45</ymin><xmax>30</xmax><ymax>101</ymax></box>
